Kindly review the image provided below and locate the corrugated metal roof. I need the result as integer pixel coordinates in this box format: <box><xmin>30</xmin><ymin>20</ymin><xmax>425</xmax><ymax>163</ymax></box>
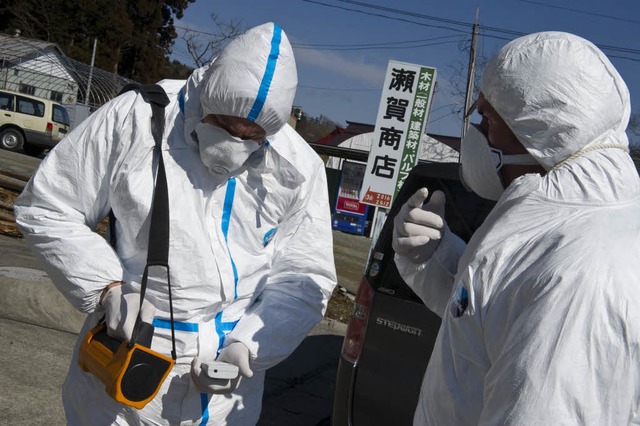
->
<box><xmin>0</xmin><ymin>33</ymin><xmax>134</xmax><ymax>109</ymax></box>
<box><xmin>0</xmin><ymin>34</ymin><xmax>61</xmax><ymax>62</ymax></box>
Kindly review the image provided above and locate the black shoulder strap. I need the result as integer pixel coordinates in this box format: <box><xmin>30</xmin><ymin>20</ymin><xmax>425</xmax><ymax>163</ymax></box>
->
<box><xmin>119</xmin><ymin>83</ymin><xmax>170</xmax><ymax>152</ymax></box>
<box><xmin>108</xmin><ymin>83</ymin><xmax>169</xmax><ymax>249</ymax></box>
<box><xmin>119</xmin><ymin>83</ymin><xmax>170</xmax><ymax>107</ymax></box>
<box><xmin>107</xmin><ymin>83</ymin><xmax>177</xmax><ymax>358</ymax></box>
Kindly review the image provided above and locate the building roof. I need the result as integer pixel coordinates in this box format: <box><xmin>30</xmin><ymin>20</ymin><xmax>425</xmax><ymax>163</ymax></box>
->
<box><xmin>0</xmin><ymin>32</ymin><xmax>133</xmax><ymax>109</ymax></box>
<box><xmin>316</xmin><ymin>120</ymin><xmax>461</xmax><ymax>152</ymax></box>
<box><xmin>0</xmin><ymin>33</ymin><xmax>62</xmax><ymax>63</ymax></box>
<box><xmin>325</xmin><ymin>131</ymin><xmax>459</xmax><ymax>169</ymax></box>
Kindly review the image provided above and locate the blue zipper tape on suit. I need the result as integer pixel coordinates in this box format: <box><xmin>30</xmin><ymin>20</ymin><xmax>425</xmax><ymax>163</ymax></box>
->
<box><xmin>221</xmin><ymin>178</ymin><xmax>239</xmax><ymax>299</ymax></box>
<box><xmin>178</xmin><ymin>88</ymin><xmax>185</xmax><ymax>114</ymax></box>
<box><xmin>247</xmin><ymin>24</ymin><xmax>282</xmax><ymax>122</ymax></box>
<box><xmin>199</xmin><ymin>393</ymin><xmax>210</xmax><ymax>425</ymax></box>
<box><xmin>215</xmin><ymin>311</ymin><xmax>240</xmax><ymax>357</ymax></box>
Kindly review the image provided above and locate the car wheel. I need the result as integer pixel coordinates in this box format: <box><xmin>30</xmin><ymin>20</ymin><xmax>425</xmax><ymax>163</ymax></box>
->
<box><xmin>0</xmin><ymin>128</ymin><xmax>25</xmax><ymax>152</ymax></box>
<box><xmin>23</xmin><ymin>143</ymin><xmax>45</xmax><ymax>157</ymax></box>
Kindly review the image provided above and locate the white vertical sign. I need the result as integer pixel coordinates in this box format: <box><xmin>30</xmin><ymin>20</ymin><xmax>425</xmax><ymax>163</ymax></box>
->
<box><xmin>360</xmin><ymin>60</ymin><xmax>437</xmax><ymax>208</ymax></box>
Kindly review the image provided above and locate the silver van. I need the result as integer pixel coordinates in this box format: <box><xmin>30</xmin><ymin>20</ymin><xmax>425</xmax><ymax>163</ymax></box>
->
<box><xmin>0</xmin><ymin>89</ymin><xmax>71</xmax><ymax>156</ymax></box>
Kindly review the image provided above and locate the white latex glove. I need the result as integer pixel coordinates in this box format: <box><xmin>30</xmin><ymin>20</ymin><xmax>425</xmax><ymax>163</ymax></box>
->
<box><xmin>392</xmin><ymin>188</ymin><xmax>446</xmax><ymax>264</ymax></box>
<box><xmin>100</xmin><ymin>284</ymin><xmax>156</xmax><ymax>342</ymax></box>
<box><xmin>190</xmin><ymin>342</ymin><xmax>253</xmax><ymax>394</ymax></box>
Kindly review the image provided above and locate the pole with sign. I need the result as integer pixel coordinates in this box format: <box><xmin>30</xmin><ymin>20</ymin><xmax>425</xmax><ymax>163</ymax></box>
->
<box><xmin>360</xmin><ymin>60</ymin><xmax>437</xmax><ymax>250</ymax></box>
<box><xmin>361</xmin><ymin>60</ymin><xmax>437</xmax><ymax>209</ymax></box>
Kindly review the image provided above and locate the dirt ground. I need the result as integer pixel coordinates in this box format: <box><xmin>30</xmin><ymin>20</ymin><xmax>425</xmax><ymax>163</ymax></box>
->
<box><xmin>325</xmin><ymin>287</ymin><xmax>356</xmax><ymax>324</ymax></box>
<box><xmin>324</xmin><ymin>230</ymin><xmax>372</xmax><ymax>323</ymax></box>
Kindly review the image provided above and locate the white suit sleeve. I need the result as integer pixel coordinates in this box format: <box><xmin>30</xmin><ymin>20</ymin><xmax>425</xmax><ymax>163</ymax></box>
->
<box><xmin>14</xmin><ymin>96</ymin><xmax>136</xmax><ymax>313</ymax></box>
<box><xmin>225</xmin><ymin>164</ymin><xmax>337</xmax><ymax>371</ymax></box>
<box><xmin>394</xmin><ymin>227</ymin><xmax>466</xmax><ymax>317</ymax></box>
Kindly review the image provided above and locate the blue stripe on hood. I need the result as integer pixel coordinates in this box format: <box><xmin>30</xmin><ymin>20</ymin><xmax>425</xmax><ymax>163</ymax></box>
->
<box><xmin>247</xmin><ymin>24</ymin><xmax>282</xmax><ymax>122</ymax></box>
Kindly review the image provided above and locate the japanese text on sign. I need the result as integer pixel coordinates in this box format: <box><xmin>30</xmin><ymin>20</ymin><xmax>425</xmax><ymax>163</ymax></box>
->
<box><xmin>360</xmin><ymin>61</ymin><xmax>437</xmax><ymax>208</ymax></box>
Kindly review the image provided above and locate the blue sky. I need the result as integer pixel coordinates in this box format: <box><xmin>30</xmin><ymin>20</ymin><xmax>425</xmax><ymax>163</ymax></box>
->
<box><xmin>171</xmin><ymin>0</ymin><xmax>640</xmax><ymax>139</ymax></box>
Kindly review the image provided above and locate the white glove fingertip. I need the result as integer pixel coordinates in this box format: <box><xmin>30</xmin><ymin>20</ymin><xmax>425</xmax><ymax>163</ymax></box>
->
<box><xmin>219</xmin><ymin>342</ymin><xmax>253</xmax><ymax>377</ymax></box>
<box><xmin>402</xmin><ymin>223</ymin><xmax>441</xmax><ymax>240</ymax></box>
<box><xmin>239</xmin><ymin>358</ymin><xmax>253</xmax><ymax>378</ymax></box>
<box><xmin>408</xmin><ymin>209</ymin><xmax>444</xmax><ymax>229</ymax></box>
<box><xmin>407</xmin><ymin>187</ymin><xmax>429</xmax><ymax>208</ymax></box>
<box><xmin>400</xmin><ymin>235</ymin><xmax>431</xmax><ymax>248</ymax></box>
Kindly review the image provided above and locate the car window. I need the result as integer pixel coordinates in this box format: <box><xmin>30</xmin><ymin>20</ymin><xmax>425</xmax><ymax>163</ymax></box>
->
<box><xmin>16</xmin><ymin>96</ymin><xmax>45</xmax><ymax>117</ymax></box>
<box><xmin>0</xmin><ymin>92</ymin><xmax>14</xmax><ymax>111</ymax></box>
<box><xmin>366</xmin><ymin>162</ymin><xmax>495</xmax><ymax>302</ymax></box>
<box><xmin>52</xmin><ymin>104</ymin><xmax>70</xmax><ymax>126</ymax></box>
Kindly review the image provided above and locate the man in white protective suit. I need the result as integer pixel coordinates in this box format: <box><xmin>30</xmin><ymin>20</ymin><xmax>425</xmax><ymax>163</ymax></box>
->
<box><xmin>392</xmin><ymin>31</ymin><xmax>640</xmax><ymax>424</ymax></box>
<box><xmin>14</xmin><ymin>22</ymin><xmax>337</xmax><ymax>425</ymax></box>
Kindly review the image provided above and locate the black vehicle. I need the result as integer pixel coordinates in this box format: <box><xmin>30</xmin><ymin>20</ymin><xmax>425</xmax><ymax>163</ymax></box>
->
<box><xmin>331</xmin><ymin>162</ymin><xmax>494</xmax><ymax>426</ymax></box>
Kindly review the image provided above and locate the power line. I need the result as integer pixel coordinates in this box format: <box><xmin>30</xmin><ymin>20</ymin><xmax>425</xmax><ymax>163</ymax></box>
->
<box><xmin>431</xmin><ymin>103</ymin><xmax>460</xmax><ymax>113</ymax></box>
<box><xmin>300</xmin><ymin>0</ymin><xmax>640</xmax><ymax>62</ymax></box>
<box><xmin>294</xmin><ymin>38</ymin><xmax>465</xmax><ymax>51</ymax></box>
<box><xmin>293</xmin><ymin>34</ymin><xmax>461</xmax><ymax>48</ymax></box>
<box><xmin>301</xmin><ymin>0</ymin><xmax>471</xmax><ymax>35</ymax></box>
<box><xmin>333</xmin><ymin>0</ymin><xmax>472</xmax><ymax>29</ymax></box>
<box><xmin>176</xmin><ymin>23</ymin><xmax>464</xmax><ymax>51</ymax></box>
<box><xmin>298</xmin><ymin>84</ymin><xmax>380</xmax><ymax>92</ymax></box>
<box><xmin>430</xmin><ymin>111</ymin><xmax>458</xmax><ymax>123</ymax></box>
<box><xmin>291</xmin><ymin>35</ymin><xmax>461</xmax><ymax>49</ymax></box>
<box><xmin>178</xmin><ymin>3</ymin><xmax>639</xmax><ymax>62</ymax></box>
<box><xmin>174</xmin><ymin>25</ymin><xmax>218</xmax><ymax>37</ymax></box>
<box><xmin>608</xmin><ymin>55</ymin><xmax>640</xmax><ymax>63</ymax></box>
<box><xmin>519</xmin><ymin>0</ymin><xmax>640</xmax><ymax>25</ymax></box>
<box><xmin>319</xmin><ymin>0</ymin><xmax>523</xmax><ymax>39</ymax></box>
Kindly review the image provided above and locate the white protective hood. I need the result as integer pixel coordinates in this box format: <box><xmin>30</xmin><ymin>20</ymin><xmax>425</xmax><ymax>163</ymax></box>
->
<box><xmin>480</xmin><ymin>31</ymin><xmax>630</xmax><ymax>170</ymax></box>
<box><xmin>183</xmin><ymin>22</ymin><xmax>297</xmax><ymax>142</ymax></box>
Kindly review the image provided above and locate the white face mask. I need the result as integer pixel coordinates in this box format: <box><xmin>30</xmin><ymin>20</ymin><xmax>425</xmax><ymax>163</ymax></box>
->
<box><xmin>193</xmin><ymin>122</ymin><xmax>261</xmax><ymax>177</ymax></box>
<box><xmin>460</xmin><ymin>124</ymin><xmax>538</xmax><ymax>201</ymax></box>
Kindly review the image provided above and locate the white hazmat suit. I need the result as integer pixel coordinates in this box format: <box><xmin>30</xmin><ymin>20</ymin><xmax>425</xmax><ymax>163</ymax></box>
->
<box><xmin>395</xmin><ymin>32</ymin><xmax>640</xmax><ymax>424</ymax></box>
<box><xmin>15</xmin><ymin>22</ymin><xmax>337</xmax><ymax>425</ymax></box>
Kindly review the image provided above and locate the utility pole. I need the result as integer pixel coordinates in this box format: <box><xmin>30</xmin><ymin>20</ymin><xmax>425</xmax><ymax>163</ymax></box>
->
<box><xmin>85</xmin><ymin>38</ymin><xmax>97</xmax><ymax>106</ymax></box>
<box><xmin>461</xmin><ymin>7</ymin><xmax>479</xmax><ymax>139</ymax></box>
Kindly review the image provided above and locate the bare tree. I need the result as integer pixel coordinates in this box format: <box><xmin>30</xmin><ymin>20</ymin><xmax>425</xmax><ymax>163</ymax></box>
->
<box><xmin>181</xmin><ymin>13</ymin><xmax>245</xmax><ymax>68</ymax></box>
<box><xmin>296</xmin><ymin>113</ymin><xmax>339</xmax><ymax>143</ymax></box>
<box><xmin>3</xmin><ymin>0</ymin><xmax>196</xmax><ymax>83</ymax></box>
<box><xmin>2</xmin><ymin>0</ymin><xmax>73</xmax><ymax>42</ymax></box>
<box><xmin>445</xmin><ymin>37</ymin><xmax>490</xmax><ymax>123</ymax></box>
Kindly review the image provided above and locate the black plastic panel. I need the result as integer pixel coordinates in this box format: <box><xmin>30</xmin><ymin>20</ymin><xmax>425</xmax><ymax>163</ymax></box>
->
<box><xmin>351</xmin><ymin>293</ymin><xmax>441</xmax><ymax>425</ymax></box>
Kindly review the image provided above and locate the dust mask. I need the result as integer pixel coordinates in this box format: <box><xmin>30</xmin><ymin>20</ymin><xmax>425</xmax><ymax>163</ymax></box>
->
<box><xmin>193</xmin><ymin>122</ymin><xmax>261</xmax><ymax>177</ymax></box>
<box><xmin>460</xmin><ymin>124</ymin><xmax>538</xmax><ymax>201</ymax></box>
